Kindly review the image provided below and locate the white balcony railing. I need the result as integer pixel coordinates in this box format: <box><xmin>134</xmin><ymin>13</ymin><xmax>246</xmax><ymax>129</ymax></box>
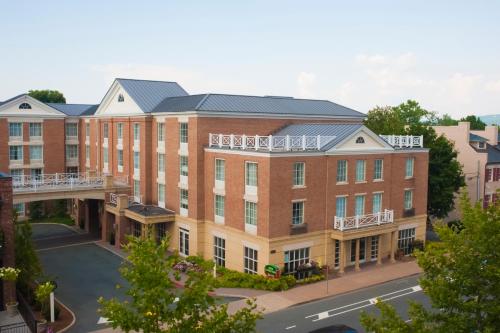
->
<box><xmin>109</xmin><ymin>193</ymin><xmax>118</xmax><ymax>206</ymax></box>
<box><xmin>209</xmin><ymin>133</ymin><xmax>335</xmax><ymax>151</ymax></box>
<box><xmin>334</xmin><ymin>209</ymin><xmax>394</xmax><ymax>231</ymax></box>
<box><xmin>13</xmin><ymin>173</ymin><xmax>104</xmax><ymax>192</ymax></box>
<box><xmin>380</xmin><ymin>135</ymin><xmax>423</xmax><ymax>148</ymax></box>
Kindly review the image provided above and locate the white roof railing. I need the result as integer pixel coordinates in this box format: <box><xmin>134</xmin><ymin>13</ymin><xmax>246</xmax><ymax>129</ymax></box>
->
<box><xmin>380</xmin><ymin>135</ymin><xmax>423</xmax><ymax>148</ymax></box>
<box><xmin>12</xmin><ymin>172</ymin><xmax>104</xmax><ymax>192</ymax></box>
<box><xmin>209</xmin><ymin>133</ymin><xmax>335</xmax><ymax>151</ymax></box>
<box><xmin>334</xmin><ymin>209</ymin><xmax>394</xmax><ymax>231</ymax></box>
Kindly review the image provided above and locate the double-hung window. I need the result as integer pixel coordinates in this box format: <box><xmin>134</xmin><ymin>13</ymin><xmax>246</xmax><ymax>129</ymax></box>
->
<box><xmin>103</xmin><ymin>147</ymin><xmax>109</xmax><ymax>164</ymax></box>
<box><xmin>29</xmin><ymin>123</ymin><xmax>42</xmax><ymax>138</ymax></box>
<box><xmin>214</xmin><ymin>236</ymin><xmax>226</xmax><ymax>267</ymax></box>
<box><xmin>158</xmin><ymin>184</ymin><xmax>165</xmax><ymax>204</ymax></box>
<box><xmin>133</xmin><ymin>180</ymin><xmax>140</xmax><ymax>200</ymax></box>
<box><xmin>65</xmin><ymin>123</ymin><xmax>78</xmax><ymax>138</ymax></box>
<box><xmin>292</xmin><ymin>201</ymin><xmax>304</xmax><ymax>225</ymax></box>
<box><xmin>158</xmin><ymin>153</ymin><xmax>165</xmax><ymax>175</ymax></box>
<box><xmin>30</xmin><ymin>145</ymin><xmax>43</xmax><ymax>161</ymax></box>
<box><xmin>66</xmin><ymin>145</ymin><xmax>78</xmax><ymax>159</ymax></box>
<box><xmin>374</xmin><ymin>159</ymin><xmax>383</xmax><ymax>180</ymax></box>
<box><xmin>372</xmin><ymin>193</ymin><xmax>383</xmax><ymax>213</ymax></box>
<box><xmin>180</xmin><ymin>156</ymin><xmax>188</xmax><ymax>177</ymax></box>
<box><xmin>117</xmin><ymin>150</ymin><xmax>123</xmax><ymax>168</ymax></box>
<box><xmin>336</xmin><ymin>196</ymin><xmax>347</xmax><ymax>218</ymax></box>
<box><xmin>356</xmin><ymin>160</ymin><xmax>366</xmax><ymax>182</ymax></box>
<box><xmin>134</xmin><ymin>152</ymin><xmax>140</xmax><ymax>170</ymax></box>
<box><xmin>244</xmin><ymin>247</ymin><xmax>258</xmax><ymax>274</ymax></box>
<box><xmin>355</xmin><ymin>195</ymin><xmax>365</xmax><ymax>216</ymax></box>
<box><xmin>133</xmin><ymin>123</ymin><xmax>140</xmax><ymax>141</ymax></box>
<box><xmin>9</xmin><ymin>123</ymin><xmax>22</xmax><ymax>138</ymax></box>
<box><xmin>245</xmin><ymin>201</ymin><xmax>257</xmax><ymax>226</ymax></box>
<box><xmin>9</xmin><ymin>146</ymin><xmax>23</xmax><ymax>161</ymax></box>
<box><xmin>215</xmin><ymin>195</ymin><xmax>225</xmax><ymax>218</ymax></box>
<box><xmin>157</xmin><ymin>123</ymin><xmax>164</xmax><ymax>142</ymax></box>
<box><xmin>86</xmin><ymin>123</ymin><xmax>90</xmax><ymax>139</ymax></box>
<box><xmin>404</xmin><ymin>190</ymin><xmax>413</xmax><ymax>210</ymax></box>
<box><xmin>179</xmin><ymin>122</ymin><xmax>188</xmax><ymax>144</ymax></box>
<box><xmin>245</xmin><ymin>162</ymin><xmax>258</xmax><ymax>186</ymax></box>
<box><xmin>103</xmin><ymin>123</ymin><xmax>109</xmax><ymax>139</ymax></box>
<box><xmin>215</xmin><ymin>159</ymin><xmax>225</xmax><ymax>182</ymax></box>
<box><xmin>293</xmin><ymin>162</ymin><xmax>305</xmax><ymax>186</ymax></box>
<box><xmin>117</xmin><ymin>123</ymin><xmax>123</xmax><ymax>139</ymax></box>
<box><xmin>180</xmin><ymin>189</ymin><xmax>189</xmax><ymax>210</ymax></box>
<box><xmin>337</xmin><ymin>160</ymin><xmax>347</xmax><ymax>183</ymax></box>
<box><xmin>405</xmin><ymin>157</ymin><xmax>414</xmax><ymax>178</ymax></box>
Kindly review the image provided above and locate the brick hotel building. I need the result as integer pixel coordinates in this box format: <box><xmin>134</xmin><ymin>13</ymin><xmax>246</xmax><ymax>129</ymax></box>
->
<box><xmin>0</xmin><ymin>79</ymin><xmax>428</xmax><ymax>275</ymax></box>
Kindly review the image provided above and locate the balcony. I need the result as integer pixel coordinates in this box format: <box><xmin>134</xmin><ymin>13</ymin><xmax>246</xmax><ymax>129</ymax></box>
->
<box><xmin>209</xmin><ymin>133</ymin><xmax>334</xmax><ymax>151</ymax></box>
<box><xmin>379</xmin><ymin>135</ymin><xmax>423</xmax><ymax>148</ymax></box>
<box><xmin>333</xmin><ymin>209</ymin><xmax>394</xmax><ymax>231</ymax></box>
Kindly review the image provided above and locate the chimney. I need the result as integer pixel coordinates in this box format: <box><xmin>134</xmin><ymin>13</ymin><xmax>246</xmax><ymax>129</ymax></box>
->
<box><xmin>484</xmin><ymin>125</ymin><xmax>498</xmax><ymax>146</ymax></box>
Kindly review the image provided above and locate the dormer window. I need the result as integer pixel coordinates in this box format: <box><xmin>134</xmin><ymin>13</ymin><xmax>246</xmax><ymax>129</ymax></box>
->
<box><xmin>478</xmin><ymin>142</ymin><xmax>485</xmax><ymax>149</ymax></box>
<box><xmin>118</xmin><ymin>94</ymin><xmax>124</xmax><ymax>102</ymax></box>
<box><xmin>356</xmin><ymin>136</ymin><xmax>365</xmax><ymax>144</ymax></box>
<box><xmin>19</xmin><ymin>103</ymin><xmax>32</xmax><ymax>109</ymax></box>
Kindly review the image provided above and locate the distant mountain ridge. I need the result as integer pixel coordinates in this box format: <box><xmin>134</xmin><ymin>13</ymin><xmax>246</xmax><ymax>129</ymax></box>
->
<box><xmin>480</xmin><ymin>114</ymin><xmax>500</xmax><ymax>125</ymax></box>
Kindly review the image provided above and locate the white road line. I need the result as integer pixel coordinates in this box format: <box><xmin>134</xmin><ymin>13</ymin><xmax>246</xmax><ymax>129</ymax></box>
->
<box><xmin>306</xmin><ymin>285</ymin><xmax>423</xmax><ymax>322</ymax></box>
<box><xmin>285</xmin><ymin>325</ymin><xmax>296</xmax><ymax>330</ymax></box>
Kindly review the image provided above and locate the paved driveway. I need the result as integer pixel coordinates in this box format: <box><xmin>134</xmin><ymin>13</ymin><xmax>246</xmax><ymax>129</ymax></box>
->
<box><xmin>32</xmin><ymin>223</ymin><xmax>98</xmax><ymax>250</ymax></box>
<box><xmin>38</xmin><ymin>243</ymin><xmax>128</xmax><ymax>333</ymax></box>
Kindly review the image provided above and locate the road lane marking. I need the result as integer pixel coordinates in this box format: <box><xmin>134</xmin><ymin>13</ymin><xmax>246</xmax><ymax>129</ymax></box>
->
<box><xmin>306</xmin><ymin>285</ymin><xmax>422</xmax><ymax>322</ymax></box>
<box><xmin>36</xmin><ymin>241</ymin><xmax>97</xmax><ymax>252</ymax></box>
<box><xmin>285</xmin><ymin>325</ymin><xmax>296</xmax><ymax>330</ymax></box>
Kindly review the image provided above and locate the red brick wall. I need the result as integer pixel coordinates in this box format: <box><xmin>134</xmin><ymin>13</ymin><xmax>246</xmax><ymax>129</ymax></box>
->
<box><xmin>0</xmin><ymin>176</ymin><xmax>15</xmax><ymax>302</ymax></box>
<box><xmin>43</xmin><ymin>119</ymin><xmax>66</xmax><ymax>173</ymax></box>
<box><xmin>0</xmin><ymin>119</ymin><xmax>8</xmax><ymax>173</ymax></box>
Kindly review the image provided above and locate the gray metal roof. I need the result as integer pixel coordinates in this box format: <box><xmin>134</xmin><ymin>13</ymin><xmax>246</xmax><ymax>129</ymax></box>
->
<box><xmin>117</xmin><ymin>78</ymin><xmax>188</xmax><ymax>113</ymax></box>
<box><xmin>487</xmin><ymin>144</ymin><xmax>500</xmax><ymax>164</ymax></box>
<box><xmin>47</xmin><ymin>103</ymin><xmax>98</xmax><ymax>116</ymax></box>
<box><xmin>273</xmin><ymin>123</ymin><xmax>364</xmax><ymax>150</ymax></box>
<box><xmin>470</xmin><ymin>133</ymin><xmax>488</xmax><ymax>142</ymax></box>
<box><xmin>152</xmin><ymin>94</ymin><xmax>365</xmax><ymax>118</ymax></box>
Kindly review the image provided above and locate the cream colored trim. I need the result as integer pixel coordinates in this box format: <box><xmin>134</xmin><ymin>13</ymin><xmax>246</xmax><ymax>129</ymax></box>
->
<box><xmin>7</xmin><ymin>118</ymin><xmax>44</xmax><ymax>123</ymax></box>
<box><xmin>178</xmin><ymin>223</ymin><xmax>191</xmax><ymax>231</ymax></box>
<box><xmin>283</xmin><ymin>241</ymin><xmax>314</xmax><ymax>252</ymax></box>
<box><xmin>243</xmin><ymin>194</ymin><xmax>258</xmax><ymax>202</ymax></box>
<box><xmin>213</xmin><ymin>187</ymin><xmax>226</xmax><ymax>196</ymax></box>
<box><xmin>291</xmin><ymin>198</ymin><xmax>307</xmax><ymax>202</ymax></box>
<box><xmin>177</xmin><ymin>116</ymin><xmax>189</xmax><ymax>123</ymax></box>
<box><xmin>398</xmin><ymin>223</ymin><xmax>419</xmax><ymax>230</ymax></box>
<box><xmin>242</xmin><ymin>240</ymin><xmax>260</xmax><ymax>251</ymax></box>
<box><xmin>211</xmin><ymin>230</ymin><xmax>227</xmax><ymax>239</ymax></box>
<box><xmin>372</xmin><ymin>190</ymin><xmax>384</xmax><ymax>194</ymax></box>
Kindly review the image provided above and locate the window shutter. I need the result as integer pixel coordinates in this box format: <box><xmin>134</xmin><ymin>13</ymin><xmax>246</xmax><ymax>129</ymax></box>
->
<box><xmin>486</xmin><ymin>169</ymin><xmax>491</xmax><ymax>182</ymax></box>
<box><xmin>484</xmin><ymin>194</ymin><xmax>490</xmax><ymax>208</ymax></box>
<box><xmin>493</xmin><ymin>193</ymin><xmax>497</xmax><ymax>204</ymax></box>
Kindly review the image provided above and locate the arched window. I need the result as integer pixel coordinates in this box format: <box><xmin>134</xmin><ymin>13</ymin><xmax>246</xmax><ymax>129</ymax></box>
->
<box><xmin>19</xmin><ymin>103</ymin><xmax>32</xmax><ymax>109</ymax></box>
<box><xmin>118</xmin><ymin>94</ymin><xmax>124</xmax><ymax>102</ymax></box>
<box><xmin>355</xmin><ymin>136</ymin><xmax>365</xmax><ymax>144</ymax></box>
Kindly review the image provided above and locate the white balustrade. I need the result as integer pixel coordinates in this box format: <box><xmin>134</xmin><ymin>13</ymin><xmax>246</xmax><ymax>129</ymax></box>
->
<box><xmin>333</xmin><ymin>209</ymin><xmax>394</xmax><ymax>231</ymax></box>
<box><xmin>380</xmin><ymin>135</ymin><xmax>423</xmax><ymax>148</ymax></box>
<box><xmin>13</xmin><ymin>172</ymin><xmax>104</xmax><ymax>192</ymax></box>
<box><xmin>209</xmin><ymin>133</ymin><xmax>333</xmax><ymax>151</ymax></box>
<box><xmin>109</xmin><ymin>193</ymin><xmax>118</xmax><ymax>206</ymax></box>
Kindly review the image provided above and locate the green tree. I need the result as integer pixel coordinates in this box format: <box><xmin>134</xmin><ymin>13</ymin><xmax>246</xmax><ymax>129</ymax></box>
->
<box><xmin>436</xmin><ymin>113</ymin><xmax>458</xmax><ymax>126</ymax></box>
<box><xmin>365</xmin><ymin>100</ymin><xmax>465</xmax><ymax>219</ymax></box>
<box><xmin>28</xmin><ymin>201</ymin><xmax>44</xmax><ymax>220</ymax></box>
<box><xmin>15</xmin><ymin>220</ymin><xmax>42</xmax><ymax>298</ymax></box>
<box><xmin>28</xmin><ymin>90</ymin><xmax>66</xmax><ymax>103</ymax></box>
<box><xmin>460</xmin><ymin>115</ymin><xmax>486</xmax><ymax>130</ymax></box>
<box><xmin>98</xmin><ymin>234</ymin><xmax>261</xmax><ymax>333</ymax></box>
<box><xmin>360</xmin><ymin>193</ymin><xmax>500</xmax><ymax>332</ymax></box>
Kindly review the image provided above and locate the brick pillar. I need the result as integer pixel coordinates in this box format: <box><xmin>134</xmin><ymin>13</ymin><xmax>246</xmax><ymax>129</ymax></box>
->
<box><xmin>84</xmin><ymin>200</ymin><xmax>90</xmax><ymax>233</ymax></box>
<box><xmin>0</xmin><ymin>175</ymin><xmax>16</xmax><ymax>303</ymax></box>
<box><xmin>116</xmin><ymin>216</ymin><xmax>129</xmax><ymax>249</ymax></box>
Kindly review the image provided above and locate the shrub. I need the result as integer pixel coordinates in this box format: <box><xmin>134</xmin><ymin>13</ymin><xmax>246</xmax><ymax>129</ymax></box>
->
<box><xmin>215</xmin><ymin>266</ymin><xmax>296</xmax><ymax>291</ymax></box>
<box><xmin>296</xmin><ymin>274</ymin><xmax>325</xmax><ymax>285</ymax></box>
<box><xmin>28</xmin><ymin>201</ymin><xmax>44</xmax><ymax>220</ymax></box>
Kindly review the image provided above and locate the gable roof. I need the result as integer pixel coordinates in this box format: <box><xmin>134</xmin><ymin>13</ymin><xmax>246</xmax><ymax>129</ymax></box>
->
<box><xmin>487</xmin><ymin>144</ymin><xmax>500</xmax><ymax>164</ymax></box>
<box><xmin>470</xmin><ymin>133</ymin><xmax>488</xmax><ymax>142</ymax></box>
<box><xmin>116</xmin><ymin>78</ymin><xmax>188</xmax><ymax>113</ymax></box>
<box><xmin>152</xmin><ymin>94</ymin><xmax>365</xmax><ymax>118</ymax></box>
<box><xmin>0</xmin><ymin>94</ymin><xmax>26</xmax><ymax>107</ymax></box>
<box><xmin>273</xmin><ymin>123</ymin><xmax>365</xmax><ymax>151</ymax></box>
<box><xmin>47</xmin><ymin>103</ymin><xmax>99</xmax><ymax>116</ymax></box>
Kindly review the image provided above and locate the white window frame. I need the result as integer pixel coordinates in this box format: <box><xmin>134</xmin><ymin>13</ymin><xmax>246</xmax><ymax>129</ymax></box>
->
<box><xmin>179</xmin><ymin>122</ymin><xmax>188</xmax><ymax>144</ymax></box>
<box><xmin>158</xmin><ymin>183</ymin><xmax>165</xmax><ymax>208</ymax></box>
<box><xmin>117</xmin><ymin>123</ymin><xmax>123</xmax><ymax>140</ymax></box>
<box><xmin>244</xmin><ymin>201</ymin><xmax>257</xmax><ymax>234</ymax></box>
<box><xmin>157</xmin><ymin>122</ymin><xmax>165</xmax><ymax>142</ymax></box>
<box><xmin>293</xmin><ymin>162</ymin><xmax>305</xmax><ymax>187</ymax></box>
<box><xmin>336</xmin><ymin>160</ymin><xmax>347</xmax><ymax>183</ymax></box>
<box><xmin>103</xmin><ymin>123</ymin><xmax>109</xmax><ymax>139</ymax></box>
<box><xmin>284</xmin><ymin>247</ymin><xmax>310</xmax><ymax>278</ymax></box>
<box><xmin>117</xmin><ymin>149</ymin><xmax>123</xmax><ymax>172</ymax></box>
<box><xmin>244</xmin><ymin>246</ymin><xmax>258</xmax><ymax>274</ymax></box>
<box><xmin>157</xmin><ymin>153</ymin><xmax>165</xmax><ymax>178</ymax></box>
<box><xmin>398</xmin><ymin>228</ymin><xmax>416</xmax><ymax>255</ymax></box>
<box><xmin>9</xmin><ymin>123</ymin><xmax>22</xmax><ymax>139</ymax></box>
<box><xmin>336</xmin><ymin>196</ymin><xmax>347</xmax><ymax>218</ymax></box>
<box><xmin>404</xmin><ymin>189</ymin><xmax>413</xmax><ymax>210</ymax></box>
<box><xmin>29</xmin><ymin>145</ymin><xmax>43</xmax><ymax>161</ymax></box>
<box><xmin>355</xmin><ymin>194</ymin><xmax>365</xmax><ymax>216</ymax></box>
<box><xmin>355</xmin><ymin>160</ymin><xmax>366</xmax><ymax>182</ymax></box>
<box><xmin>372</xmin><ymin>192</ymin><xmax>383</xmax><ymax>214</ymax></box>
<box><xmin>29</xmin><ymin>123</ymin><xmax>42</xmax><ymax>138</ymax></box>
<box><xmin>215</xmin><ymin>159</ymin><xmax>225</xmax><ymax>182</ymax></box>
<box><xmin>405</xmin><ymin>157</ymin><xmax>414</xmax><ymax>178</ymax></box>
<box><xmin>214</xmin><ymin>236</ymin><xmax>226</xmax><ymax>267</ymax></box>
<box><xmin>9</xmin><ymin>145</ymin><xmax>23</xmax><ymax>161</ymax></box>
<box><xmin>133</xmin><ymin>180</ymin><xmax>140</xmax><ymax>202</ymax></box>
<box><xmin>179</xmin><ymin>228</ymin><xmax>189</xmax><ymax>256</ymax></box>
<box><xmin>180</xmin><ymin>189</ymin><xmax>189</xmax><ymax>216</ymax></box>
<box><xmin>214</xmin><ymin>194</ymin><xmax>225</xmax><ymax>224</ymax></box>
<box><xmin>133</xmin><ymin>123</ymin><xmax>140</xmax><ymax>141</ymax></box>
<box><xmin>65</xmin><ymin>123</ymin><xmax>78</xmax><ymax>138</ymax></box>
<box><xmin>66</xmin><ymin>145</ymin><xmax>78</xmax><ymax>159</ymax></box>
<box><xmin>374</xmin><ymin>159</ymin><xmax>383</xmax><ymax>181</ymax></box>
<box><xmin>292</xmin><ymin>201</ymin><xmax>305</xmax><ymax>225</ymax></box>
<box><xmin>13</xmin><ymin>203</ymin><xmax>25</xmax><ymax>217</ymax></box>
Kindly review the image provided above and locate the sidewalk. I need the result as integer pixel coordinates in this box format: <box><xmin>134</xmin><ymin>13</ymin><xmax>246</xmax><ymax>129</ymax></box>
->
<box><xmin>226</xmin><ymin>259</ymin><xmax>422</xmax><ymax>314</ymax></box>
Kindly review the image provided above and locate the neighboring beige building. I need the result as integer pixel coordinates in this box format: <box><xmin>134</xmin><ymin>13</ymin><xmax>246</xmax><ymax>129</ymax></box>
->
<box><xmin>433</xmin><ymin>122</ymin><xmax>500</xmax><ymax>220</ymax></box>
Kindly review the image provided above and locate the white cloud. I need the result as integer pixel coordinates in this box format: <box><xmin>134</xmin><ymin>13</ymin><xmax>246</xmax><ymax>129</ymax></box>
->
<box><xmin>296</xmin><ymin>71</ymin><xmax>317</xmax><ymax>98</ymax></box>
<box><xmin>485</xmin><ymin>80</ymin><xmax>500</xmax><ymax>92</ymax></box>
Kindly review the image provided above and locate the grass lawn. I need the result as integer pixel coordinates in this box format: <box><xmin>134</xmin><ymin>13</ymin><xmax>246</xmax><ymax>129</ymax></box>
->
<box><xmin>23</xmin><ymin>215</ymin><xmax>75</xmax><ymax>226</ymax></box>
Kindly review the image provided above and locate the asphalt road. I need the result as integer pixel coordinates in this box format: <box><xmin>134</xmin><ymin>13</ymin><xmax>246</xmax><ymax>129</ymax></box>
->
<box><xmin>257</xmin><ymin>275</ymin><xmax>431</xmax><ymax>333</ymax></box>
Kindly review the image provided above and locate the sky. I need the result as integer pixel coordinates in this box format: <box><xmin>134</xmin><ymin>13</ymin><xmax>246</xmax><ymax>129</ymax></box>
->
<box><xmin>1</xmin><ymin>1</ymin><xmax>500</xmax><ymax>118</ymax></box>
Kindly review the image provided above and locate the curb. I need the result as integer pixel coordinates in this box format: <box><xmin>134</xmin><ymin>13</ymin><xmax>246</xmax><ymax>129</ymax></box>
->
<box><xmin>54</xmin><ymin>296</ymin><xmax>76</xmax><ymax>333</ymax></box>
